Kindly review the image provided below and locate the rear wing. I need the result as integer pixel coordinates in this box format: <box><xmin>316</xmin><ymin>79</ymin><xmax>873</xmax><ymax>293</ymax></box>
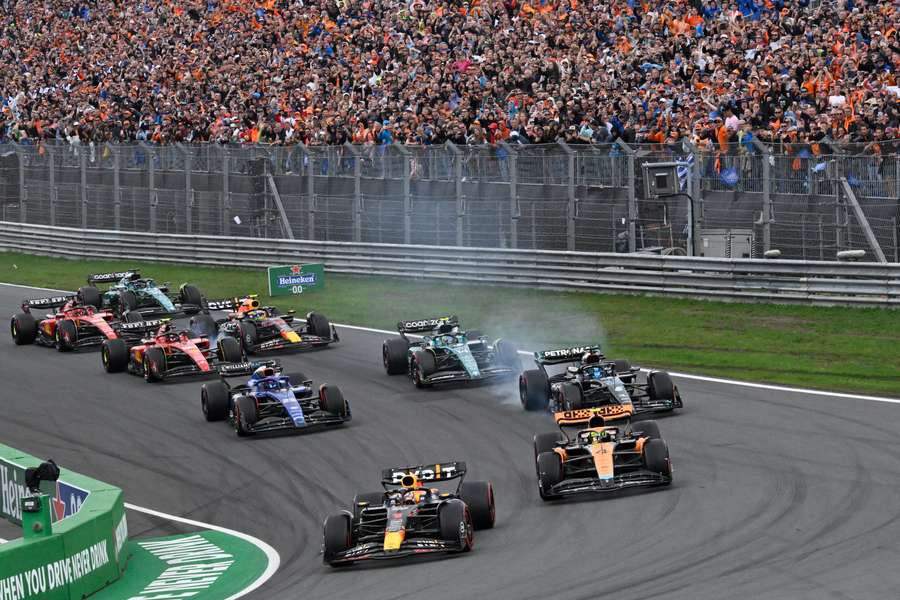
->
<box><xmin>553</xmin><ymin>405</ymin><xmax>634</xmax><ymax>426</ymax></box>
<box><xmin>397</xmin><ymin>315</ymin><xmax>459</xmax><ymax>334</ymax></box>
<box><xmin>88</xmin><ymin>270</ymin><xmax>138</xmax><ymax>284</ymax></box>
<box><xmin>114</xmin><ymin>318</ymin><xmax>168</xmax><ymax>334</ymax></box>
<box><xmin>22</xmin><ymin>295</ymin><xmax>76</xmax><ymax>311</ymax></box>
<box><xmin>381</xmin><ymin>461</ymin><xmax>466</xmax><ymax>485</ymax></box>
<box><xmin>218</xmin><ymin>359</ymin><xmax>281</xmax><ymax>377</ymax></box>
<box><xmin>204</xmin><ymin>298</ymin><xmax>238</xmax><ymax>312</ymax></box>
<box><xmin>534</xmin><ymin>345</ymin><xmax>602</xmax><ymax>365</ymax></box>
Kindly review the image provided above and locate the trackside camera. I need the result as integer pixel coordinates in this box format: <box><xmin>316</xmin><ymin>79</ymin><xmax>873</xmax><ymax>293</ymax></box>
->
<box><xmin>643</xmin><ymin>162</ymin><xmax>680</xmax><ymax>197</ymax></box>
<box><xmin>25</xmin><ymin>460</ymin><xmax>60</xmax><ymax>494</ymax></box>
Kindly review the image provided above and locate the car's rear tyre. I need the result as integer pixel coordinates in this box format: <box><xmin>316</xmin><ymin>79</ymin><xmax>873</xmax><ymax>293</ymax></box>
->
<box><xmin>648</xmin><ymin>371</ymin><xmax>675</xmax><ymax>401</ymax></box>
<box><xmin>77</xmin><ymin>286</ymin><xmax>102</xmax><ymax>309</ymax></box>
<box><xmin>284</xmin><ymin>371</ymin><xmax>308</xmax><ymax>386</ymax></box>
<box><xmin>217</xmin><ymin>336</ymin><xmax>243</xmax><ymax>363</ymax></box>
<box><xmin>519</xmin><ymin>369</ymin><xmax>550</xmax><ymax>411</ymax></box>
<box><xmin>559</xmin><ymin>381</ymin><xmax>585</xmax><ymax>410</ymax></box>
<box><xmin>412</xmin><ymin>350</ymin><xmax>435</xmax><ymax>388</ymax></box>
<box><xmin>629</xmin><ymin>419</ymin><xmax>661</xmax><ymax>440</ymax></box>
<box><xmin>319</xmin><ymin>384</ymin><xmax>348</xmax><ymax>417</ymax></box>
<box><xmin>179</xmin><ymin>284</ymin><xmax>203</xmax><ymax>312</ymax></box>
<box><xmin>533</xmin><ymin>432</ymin><xmax>564</xmax><ymax>459</ymax></box>
<box><xmin>494</xmin><ymin>339</ymin><xmax>520</xmax><ymax>370</ymax></box>
<box><xmin>643</xmin><ymin>438</ymin><xmax>672</xmax><ymax>481</ymax></box>
<box><xmin>119</xmin><ymin>290</ymin><xmax>138</xmax><ymax>314</ymax></box>
<box><xmin>55</xmin><ymin>319</ymin><xmax>77</xmax><ymax>352</ymax></box>
<box><xmin>382</xmin><ymin>338</ymin><xmax>409</xmax><ymax>375</ymax></box>
<box><xmin>234</xmin><ymin>395</ymin><xmax>257</xmax><ymax>436</ymax></box>
<box><xmin>190</xmin><ymin>314</ymin><xmax>218</xmax><ymax>338</ymax></box>
<box><xmin>352</xmin><ymin>492</ymin><xmax>384</xmax><ymax>520</ymax></box>
<box><xmin>238</xmin><ymin>321</ymin><xmax>258</xmax><ymax>353</ymax></box>
<box><xmin>124</xmin><ymin>311</ymin><xmax>144</xmax><ymax>323</ymax></box>
<box><xmin>143</xmin><ymin>346</ymin><xmax>166</xmax><ymax>382</ymax></box>
<box><xmin>537</xmin><ymin>452</ymin><xmax>563</xmax><ymax>501</ymax></box>
<box><xmin>612</xmin><ymin>358</ymin><xmax>634</xmax><ymax>382</ymax></box>
<box><xmin>323</xmin><ymin>513</ymin><xmax>353</xmax><ymax>566</ymax></box>
<box><xmin>101</xmin><ymin>339</ymin><xmax>128</xmax><ymax>373</ymax></box>
<box><xmin>306</xmin><ymin>312</ymin><xmax>331</xmax><ymax>338</ymax></box>
<box><xmin>10</xmin><ymin>313</ymin><xmax>37</xmax><ymax>345</ymax></box>
<box><xmin>438</xmin><ymin>499</ymin><xmax>473</xmax><ymax>551</ymax></box>
<box><xmin>459</xmin><ymin>481</ymin><xmax>495</xmax><ymax>530</ymax></box>
<box><xmin>202</xmin><ymin>381</ymin><xmax>230</xmax><ymax>422</ymax></box>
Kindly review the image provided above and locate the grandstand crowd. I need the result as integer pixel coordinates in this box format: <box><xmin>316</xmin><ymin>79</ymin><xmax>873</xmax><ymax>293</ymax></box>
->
<box><xmin>0</xmin><ymin>0</ymin><xmax>897</xmax><ymax>154</ymax></box>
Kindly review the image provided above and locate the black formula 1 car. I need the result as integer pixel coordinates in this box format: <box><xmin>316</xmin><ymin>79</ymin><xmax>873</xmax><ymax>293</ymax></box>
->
<box><xmin>382</xmin><ymin>316</ymin><xmax>520</xmax><ymax>387</ymax></box>
<box><xmin>10</xmin><ymin>294</ymin><xmax>150</xmax><ymax>351</ymax></box>
<box><xmin>100</xmin><ymin>320</ymin><xmax>247</xmax><ymax>382</ymax></box>
<box><xmin>192</xmin><ymin>295</ymin><xmax>338</xmax><ymax>354</ymax></box>
<box><xmin>534</xmin><ymin>411</ymin><xmax>672</xmax><ymax>500</ymax></box>
<box><xmin>79</xmin><ymin>270</ymin><xmax>205</xmax><ymax>318</ymax></box>
<box><xmin>519</xmin><ymin>345</ymin><xmax>683</xmax><ymax>415</ymax></box>
<box><xmin>322</xmin><ymin>461</ymin><xmax>495</xmax><ymax>566</ymax></box>
<box><xmin>201</xmin><ymin>363</ymin><xmax>351</xmax><ymax>437</ymax></box>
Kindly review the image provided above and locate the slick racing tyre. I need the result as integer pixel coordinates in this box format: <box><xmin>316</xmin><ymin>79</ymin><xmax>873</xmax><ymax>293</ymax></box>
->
<box><xmin>124</xmin><ymin>311</ymin><xmax>144</xmax><ymax>323</ymax></box>
<box><xmin>559</xmin><ymin>382</ymin><xmax>585</xmax><ymax>410</ymax></box>
<box><xmin>643</xmin><ymin>438</ymin><xmax>672</xmax><ymax>482</ymax></box>
<box><xmin>143</xmin><ymin>347</ymin><xmax>166</xmax><ymax>382</ymax></box>
<box><xmin>612</xmin><ymin>358</ymin><xmax>634</xmax><ymax>382</ymax></box>
<box><xmin>190</xmin><ymin>314</ymin><xmax>218</xmax><ymax>338</ymax></box>
<box><xmin>202</xmin><ymin>381</ymin><xmax>230</xmax><ymax>422</ymax></box>
<box><xmin>323</xmin><ymin>513</ymin><xmax>353</xmax><ymax>566</ymax></box>
<box><xmin>382</xmin><ymin>337</ymin><xmax>410</xmax><ymax>375</ymax></box>
<box><xmin>306</xmin><ymin>312</ymin><xmax>331</xmax><ymax>338</ymax></box>
<box><xmin>648</xmin><ymin>371</ymin><xmax>675</xmax><ymax>402</ymax></box>
<box><xmin>519</xmin><ymin>369</ymin><xmax>550</xmax><ymax>411</ymax></box>
<box><xmin>537</xmin><ymin>452</ymin><xmax>563</xmax><ymax>501</ymax></box>
<box><xmin>352</xmin><ymin>492</ymin><xmax>384</xmax><ymax>520</ymax></box>
<box><xmin>101</xmin><ymin>339</ymin><xmax>129</xmax><ymax>373</ymax></box>
<box><xmin>55</xmin><ymin>319</ymin><xmax>77</xmax><ymax>352</ymax></box>
<box><xmin>438</xmin><ymin>500</ymin><xmax>473</xmax><ymax>552</ymax></box>
<box><xmin>493</xmin><ymin>339</ymin><xmax>521</xmax><ymax>370</ymax></box>
<box><xmin>629</xmin><ymin>419</ymin><xmax>661</xmax><ymax>440</ymax></box>
<box><xmin>459</xmin><ymin>481</ymin><xmax>496</xmax><ymax>530</ymax></box>
<box><xmin>179</xmin><ymin>284</ymin><xmax>203</xmax><ymax>312</ymax></box>
<box><xmin>412</xmin><ymin>350</ymin><xmax>435</xmax><ymax>388</ymax></box>
<box><xmin>77</xmin><ymin>285</ymin><xmax>102</xmax><ymax>309</ymax></box>
<box><xmin>319</xmin><ymin>384</ymin><xmax>348</xmax><ymax>417</ymax></box>
<box><xmin>10</xmin><ymin>312</ymin><xmax>37</xmax><ymax>345</ymax></box>
<box><xmin>533</xmin><ymin>432</ymin><xmax>564</xmax><ymax>460</ymax></box>
<box><xmin>217</xmin><ymin>336</ymin><xmax>243</xmax><ymax>363</ymax></box>
<box><xmin>238</xmin><ymin>321</ymin><xmax>258</xmax><ymax>353</ymax></box>
<box><xmin>234</xmin><ymin>396</ymin><xmax>257</xmax><ymax>437</ymax></box>
<box><xmin>119</xmin><ymin>290</ymin><xmax>138</xmax><ymax>314</ymax></box>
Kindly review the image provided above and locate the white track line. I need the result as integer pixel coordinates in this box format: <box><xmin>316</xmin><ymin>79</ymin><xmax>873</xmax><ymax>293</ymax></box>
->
<box><xmin>125</xmin><ymin>503</ymin><xmax>280</xmax><ymax>600</ymax></box>
<box><xmin>3</xmin><ymin>281</ymin><xmax>898</xmax><ymax>405</ymax></box>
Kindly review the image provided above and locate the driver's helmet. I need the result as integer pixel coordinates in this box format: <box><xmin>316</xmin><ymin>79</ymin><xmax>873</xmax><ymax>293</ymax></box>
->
<box><xmin>581</xmin><ymin>351</ymin><xmax>602</xmax><ymax>366</ymax></box>
<box><xmin>157</xmin><ymin>322</ymin><xmax>173</xmax><ymax>334</ymax></box>
<box><xmin>244</xmin><ymin>309</ymin><xmax>268</xmax><ymax>321</ymax></box>
<box><xmin>251</xmin><ymin>365</ymin><xmax>277</xmax><ymax>381</ymax></box>
<box><xmin>435</xmin><ymin>322</ymin><xmax>454</xmax><ymax>335</ymax></box>
<box><xmin>595</xmin><ymin>429</ymin><xmax>614</xmax><ymax>443</ymax></box>
<box><xmin>399</xmin><ymin>474</ymin><xmax>425</xmax><ymax>505</ymax></box>
<box><xmin>179</xmin><ymin>331</ymin><xmax>190</xmax><ymax>342</ymax></box>
<box><xmin>128</xmin><ymin>272</ymin><xmax>141</xmax><ymax>282</ymax></box>
<box><xmin>238</xmin><ymin>296</ymin><xmax>261</xmax><ymax>313</ymax></box>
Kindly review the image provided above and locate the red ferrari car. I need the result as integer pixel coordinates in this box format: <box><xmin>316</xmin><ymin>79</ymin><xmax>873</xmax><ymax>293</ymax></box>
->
<box><xmin>10</xmin><ymin>294</ymin><xmax>140</xmax><ymax>351</ymax></box>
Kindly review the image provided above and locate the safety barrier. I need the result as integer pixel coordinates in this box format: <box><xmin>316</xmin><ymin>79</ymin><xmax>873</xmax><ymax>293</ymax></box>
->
<box><xmin>0</xmin><ymin>444</ymin><xmax>128</xmax><ymax>599</ymax></box>
<box><xmin>1</xmin><ymin>221</ymin><xmax>898</xmax><ymax>306</ymax></box>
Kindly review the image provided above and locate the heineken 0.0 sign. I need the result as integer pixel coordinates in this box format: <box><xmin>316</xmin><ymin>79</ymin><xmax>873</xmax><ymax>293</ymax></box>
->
<box><xmin>267</xmin><ymin>263</ymin><xmax>325</xmax><ymax>296</ymax></box>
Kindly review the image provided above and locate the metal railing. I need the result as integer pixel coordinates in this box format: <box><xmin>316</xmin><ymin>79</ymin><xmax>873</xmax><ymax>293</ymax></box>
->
<box><xmin>1</xmin><ymin>222</ymin><xmax>897</xmax><ymax>307</ymax></box>
<box><xmin>0</xmin><ymin>140</ymin><xmax>897</xmax><ymax>262</ymax></box>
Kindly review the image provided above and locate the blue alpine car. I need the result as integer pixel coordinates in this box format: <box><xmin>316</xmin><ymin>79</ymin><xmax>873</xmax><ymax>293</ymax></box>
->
<box><xmin>200</xmin><ymin>364</ymin><xmax>351</xmax><ymax>437</ymax></box>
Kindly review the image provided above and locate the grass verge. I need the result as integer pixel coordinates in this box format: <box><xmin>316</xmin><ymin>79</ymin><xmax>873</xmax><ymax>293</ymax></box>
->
<box><xmin>1</xmin><ymin>252</ymin><xmax>898</xmax><ymax>396</ymax></box>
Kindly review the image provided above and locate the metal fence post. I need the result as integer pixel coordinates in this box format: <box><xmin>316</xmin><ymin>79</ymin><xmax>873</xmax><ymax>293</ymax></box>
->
<box><xmin>180</xmin><ymin>144</ymin><xmax>192</xmax><ymax>235</ymax></box>
<box><xmin>753</xmin><ymin>139</ymin><xmax>772</xmax><ymax>252</ymax></box>
<box><xmin>683</xmin><ymin>139</ymin><xmax>704</xmax><ymax>256</ymax></box>
<box><xmin>446</xmin><ymin>142</ymin><xmax>464</xmax><ymax>246</ymax></box>
<box><xmin>14</xmin><ymin>144</ymin><xmax>26</xmax><ymax>223</ymax></box>
<box><xmin>501</xmin><ymin>142</ymin><xmax>518</xmax><ymax>249</ymax></box>
<box><xmin>558</xmin><ymin>141</ymin><xmax>576</xmax><ymax>251</ymax></box>
<box><xmin>80</xmin><ymin>150</ymin><xmax>88</xmax><ymax>229</ymax></box>
<box><xmin>617</xmin><ymin>140</ymin><xmax>636</xmax><ymax>252</ymax></box>
<box><xmin>392</xmin><ymin>145</ymin><xmax>411</xmax><ymax>244</ymax></box>
<box><xmin>144</xmin><ymin>143</ymin><xmax>157</xmax><ymax>233</ymax></box>
<box><xmin>110</xmin><ymin>144</ymin><xmax>121</xmax><ymax>230</ymax></box>
<box><xmin>298</xmin><ymin>143</ymin><xmax>314</xmax><ymax>240</ymax></box>
<box><xmin>222</xmin><ymin>146</ymin><xmax>230</xmax><ymax>236</ymax></box>
<box><xmin>48</xmin><ymin>145</ymin><xmax>56</xmax><ymax>226</ymax></box>
<box><xmin>344</xmin><ymin>142</ymin><xmax>362</xmax><ymax>242</ymax></box>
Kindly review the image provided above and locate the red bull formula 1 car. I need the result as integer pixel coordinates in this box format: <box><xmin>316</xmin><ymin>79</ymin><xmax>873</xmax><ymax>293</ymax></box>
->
<box><xmin>534</xmin><ymin>410</ymin><xmax>672</xmax><ymax>501</ymax></box>
<box><xmin>10</xmin><ymin>293</ymin><xmax>150</xmax><ymax>351</ymax></box>
<box><xmin>322</xmin><ymin>462</ymin><xmax>495</xmax><ymax>566</ymax></box>
<box><xmin>191</xmin><ymin>294</ymin><xmax>337</xmax><ymax>354</ymax></box>
<box><xmin>100</xmin><ymin>320</ymin><xmax>246</xmax><ymax>382</ymax></box>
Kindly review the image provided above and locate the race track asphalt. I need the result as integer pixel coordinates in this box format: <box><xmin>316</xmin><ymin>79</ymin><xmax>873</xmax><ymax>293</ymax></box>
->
<box><xmin>3</xmin><ymin>282</ymin><xmax>900</xmax><ymax>600</ymax></box>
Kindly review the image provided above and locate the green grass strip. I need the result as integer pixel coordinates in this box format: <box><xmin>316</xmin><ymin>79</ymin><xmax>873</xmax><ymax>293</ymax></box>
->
<box><xmin>2</xmin><ymin>252</ymin><xmax>898</xmax><ymax>396</ymax></box>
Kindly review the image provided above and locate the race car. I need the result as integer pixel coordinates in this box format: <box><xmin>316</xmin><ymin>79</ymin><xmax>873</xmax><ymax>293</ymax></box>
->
<box><xmin>100</xmin><ymin>320</ymin><xmax>246</xmax><ymax>382</ymax></box>
<box><xmin>519</xmin><ymin>345</ymin><xmax>683</xmax><ymax>415</ymax></box>
<box><xmin>534</xmin><ymin>410</ymin><xmax>672</xmax><ymax>500</ymax></box>
<box><xmin>322</xmin><ymin>461</ymin><xmax>495</xmax><ymax>566</ymax></box>
<box><xmin>77</xmin><ymin>270</ymin><xmax>204</xmax><ymax>318</ymax></box>
<box><xmin>201</xmin><ymin>363</ymin><xmax>351</xmax><ymax>437</ymax></box>
<box><xmin>382</xmin><ymin>316</ymin><xmax>520</xmax><ymax>387</ymax></box>
<box><xmin>190</xmin><ymin>294</ymin><xmax>338</xmax><ymax>354</ymax></box>
<box><xmin>9</xmin><ymin>294</ymin><xmax>146</xmax><ymax>351</ymax></box>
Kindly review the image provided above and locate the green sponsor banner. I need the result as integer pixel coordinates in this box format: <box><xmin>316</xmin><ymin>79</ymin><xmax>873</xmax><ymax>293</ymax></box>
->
<box><xmin>267</xmin><ymin>263</ymin><xmax>325</xmax><ymax>297</ymax></box>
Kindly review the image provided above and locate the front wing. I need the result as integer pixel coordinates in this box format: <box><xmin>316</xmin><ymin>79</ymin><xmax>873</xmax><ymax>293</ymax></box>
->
<box><xmin>248</xmin><ymin>331</ymin><xmax>337</xmax><ymax>353</ymax></box>
<box><xmin>422</xmin><ymin>365</ymin><xmax>519</xmax><ymax>385</ymax></box>
<box><xmin>545</xmin><ymin>470</ymin><xmax>671</xmax><ymax>497</ymax></box>
<box><xmin>243</xmin><ymin>411</ymin><xmax>351</xmax><ymax>435</ymax></box>
<box><xmin>327</xmin><ymin>538</ymin><xmax>465</xmax><ymax>565</ymax></box>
